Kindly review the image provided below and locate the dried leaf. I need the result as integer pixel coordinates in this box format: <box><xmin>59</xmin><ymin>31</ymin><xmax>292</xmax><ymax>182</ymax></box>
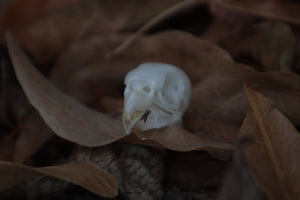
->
<box><xmin>1</xmin><ymin>0</ymin><xmax>181</xmax><ymax>62</ymax></box>
<box><xmin>189</xmin><ymin>63</ymin><xmax>300</xmax><ymax>126</ymax></box>
<box><xmin>240</xmin><ymin>86</ymin><xmax>300</xmax><ymax>200</ymax></box>
<box><xmin>5</xmin><ymin>32</ymin><xmax>125</xmax><ymax>147</ymax></box>
<box><xmin>0</xmin><ymin>110</ymin><xmax>54</xmax><ymax>163</ymax></box>
<box><xmin>122</xmin><ymin>133</ymin><xmax>164</xmax><ymax>149</ymax></box>
<box><xmin>211</xmin><ymin>0</ymin><xmax>300</xmax><ymax>25</ymax></box>
<box><xmin>221</xmin><ymin>21</ymin><xmax>297</xmax><ymax>71</ymax></box>
<box><xmin>111</xmin><ymin>0</ymin><xmax>300</xmax><ymax>55</ymax></box>
<box><xmin>135</xmin><ymin>125</ymin><xmax>234</xmax><ymax>151</ymax></box>
<box><xmin>0</xmin><ymin>161</ymin><xmax>118</xmax><ymax>197</ymax></box>
<box><xmin>201</xmin><ymin>20</ymin><xmax>233</xmax><ymax>44</ymax></box>
<box><xmin>111</xmin><ymin>0</ymin><xmax>206</xmax><ymax>56</ymax></box>
<box><xmin>209</xmin><ymin>2</ymin><xmax>255</xmax><ymax>37</ymax></box>
<box><xmin>13</xmin><ymin>110</ymin><xmax>54</xmax><ymax>163</ymax></box>
<box><xmin>217</xmin><ymin>137</ymin><xmax>263</xmax><ymax>200</ymax></box>
<box><xmin>53</xmin><ymin>31</ymin><xmax>233</xmax><ymax>91</ymax></box>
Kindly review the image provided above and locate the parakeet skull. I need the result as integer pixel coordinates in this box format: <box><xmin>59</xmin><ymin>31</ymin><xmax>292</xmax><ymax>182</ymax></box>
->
<box><xmin>122</xmin><ymin>63</ymin><xmax>191</xmax><ymax>134</ymax></box>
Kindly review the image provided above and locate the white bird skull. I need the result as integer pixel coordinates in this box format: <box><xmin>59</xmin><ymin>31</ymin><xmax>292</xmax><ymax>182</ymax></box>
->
<box><xmin>122</xmin><ymin>63</ymin><xmax>191</xmax><ymax>134</ymax></box>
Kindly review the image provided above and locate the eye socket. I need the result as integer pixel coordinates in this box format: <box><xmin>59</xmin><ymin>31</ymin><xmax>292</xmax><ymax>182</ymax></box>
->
<box><xmin>161</xmin><ymin>73</ymin><xmax>181</xmax><ymax>104</ymax></box>
<box><xmin>143</xmin><ymin>85</ymin><xmax>151</xmax><ymax>93</ymax></box>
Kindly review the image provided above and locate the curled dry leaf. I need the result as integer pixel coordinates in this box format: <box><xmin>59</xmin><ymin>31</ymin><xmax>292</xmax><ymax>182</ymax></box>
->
<box><xmin>135</xmin><ymin>125</ymin><xmax>234</xmax><ymax>151</ymax></box>
<box><xmin>5</xmin><ymin>32</ymin><xmax>125</xmax><ymax>147</ymax></box>
<box><xmin>0</xmin><ymin>161</ymin><xmax>118</xmax><ymax>198</ymax></box>
<box><xmin>123</xmin><ymin>123</ymin><xmax>234</xmax><ymax>151</ymax></box>
<box><xmin>240</xmin><ymin>86</ymin><xmax>300</xmax><ymax>200</ymax></box>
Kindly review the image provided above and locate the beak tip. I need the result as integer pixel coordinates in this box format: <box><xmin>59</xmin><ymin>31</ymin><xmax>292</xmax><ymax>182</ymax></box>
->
<box><xmin>123</xmin><ymin>121</ymin><xmax>132</xmax><ymax>135</ymax></box>
<box><xmin>122</xmin><ymin>113</ymin><xmax>133</xmax><ymax>135</ymax></box>
<box><xmin>122</xmin><ymin>111</ymin><xmax>144</xmax><ymax>135</ymax></box>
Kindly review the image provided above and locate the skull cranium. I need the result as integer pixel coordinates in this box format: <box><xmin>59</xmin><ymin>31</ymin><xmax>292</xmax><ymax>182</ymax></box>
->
<box><xmin>122</xmin><ymin>63</ymin><xmax>191</xmax><ymax>134</ymax></box>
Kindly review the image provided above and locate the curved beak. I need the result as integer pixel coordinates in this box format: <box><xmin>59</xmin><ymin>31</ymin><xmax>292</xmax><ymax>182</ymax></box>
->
<box><xmin>122</xmin><ymin>111</ymin><xmax>145</xmax><ymax>135</ymax></box>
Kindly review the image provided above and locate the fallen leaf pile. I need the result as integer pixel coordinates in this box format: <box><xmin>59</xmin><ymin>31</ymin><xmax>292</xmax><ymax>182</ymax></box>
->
<box><xmin>0</xmin><ymin>0</ymin><xmax>300</xmax><ymax>199</ymax></box>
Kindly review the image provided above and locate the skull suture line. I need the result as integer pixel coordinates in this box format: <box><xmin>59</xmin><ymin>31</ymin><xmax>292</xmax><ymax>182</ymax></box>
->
<box><xmin>122</xmin><ymin>63</ymin><xmax>191</xmax><ymax>134</ymax></box>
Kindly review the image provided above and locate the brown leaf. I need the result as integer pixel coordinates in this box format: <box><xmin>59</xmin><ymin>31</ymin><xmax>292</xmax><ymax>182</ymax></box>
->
<box><xmin>13</xmin><ymin>110</ymin><xmax>54</xmax><ymax>163</ymax></box>
<box><xmin>122</xmin><ymin>133</ymin><xmax>164</xmax><ymax>149</ymax></box>
<box><xmin>201</xmin><ymin>20</ymin><xmax>233</xmax><ymax>44</ymax></box>
<box><xmin>5</xmin><ymin>32</ymin><xmax>125</xmax><ymax>147</ymax></box>
<box><xmin>53</xmin><ymin>32</ymin><xmax>233</xmax><ymax>91</ymax></box>
<box><xmin>211</xmin><ymin>0</ymin><xmax>300</xmax><ymax>25</ymax></box>
<box><xmin>110</xmin><ymin>0</ymin><xmax>207</xmax><ymax>56</ymax></box>
<box><xmin>188</xmin><ymin>63</ymin><xmax>300</xmax><ymax>126</ymax></box>
<box><xmin>0</xmin><ymin>110</ymin><xmax>54</xmax><ymax>163</ymax></box>
<box><xmin>52</xmin><ymin>39</ymin><xmax>133</xmax><ymax>104</ymax></box>
<box><xmin>111</xmin><ymin>0</ymin><xmax>300</xmax><ymax>56</ymax></box>
<box><xmin>2</xmin><ymin>0</ymin><xmax>181</xmax><ymax>62</ymax></box>
<box><xmin>0</xmin><ymin>161</ymin><xmax>118</xmax><ymax>197</ymax></box>
<box><xmin>135</xmin><ymin>125</ymin><xmax>234</xmax><ymax>151</ymax></box>
<box><xmin>221</xmin><ymin>21</ymin><xmax>297</xmax><ymax>71</ymax></box>
<box><xmin>98</xmin><ymin>96</ymin><xmax>123</xmax><ymax>113</ymax></box>
<box><xmin>217</xmin><ymin>137</ymin><xmax>263</xmax><ymax>200</ymax></box>
<box><xmin>120</xmin><ymin>113</ymin><xmax>234</xmax><ymax>151</ymax></box>
<box><xmin>209</xmin><ymin>2</ymin><xmax>256</xmax><ymax>37</ymax></box>
<box><xmin>240</xmin><ymin>86</ymin><xmax>300</xmax><ymax>200</ymax></box>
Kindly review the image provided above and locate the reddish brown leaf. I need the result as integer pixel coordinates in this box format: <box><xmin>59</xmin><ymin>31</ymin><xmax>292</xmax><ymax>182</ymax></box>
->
<box><xmin>240</xmin><ymin>86</ymin><xmax>300</xmax><ymax>200</ymax></box>
<box><xmin>0</xmin><ymin>161</ymin><xmax>118</xmax><ymax>197</ymax></box>
<box><xmin>6</xmin><ymin>32</ymin><xmax>125</xmax><ymax>147</ymax></box>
